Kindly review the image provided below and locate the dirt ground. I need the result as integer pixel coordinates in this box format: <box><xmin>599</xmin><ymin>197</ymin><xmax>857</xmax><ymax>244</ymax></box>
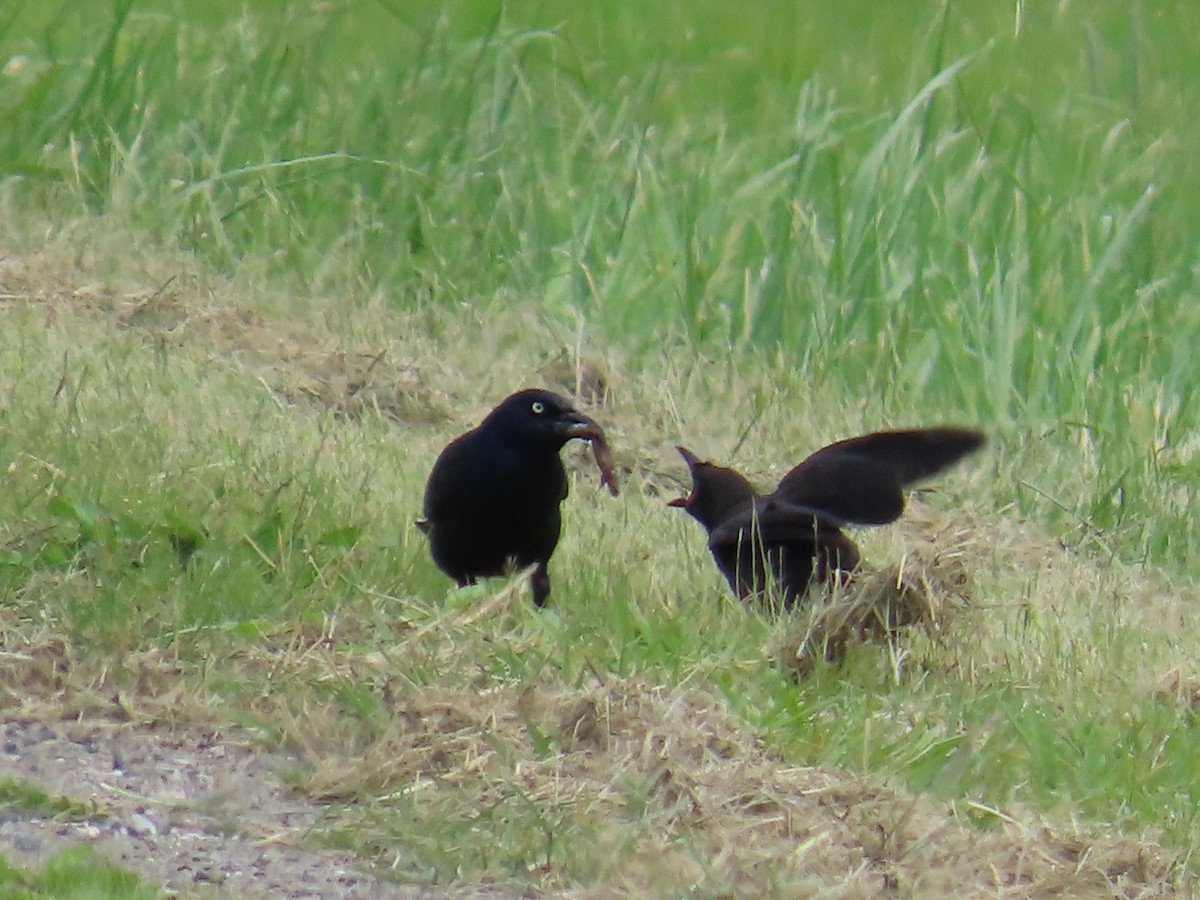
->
<box><xmin>0</xmin><ymin>717</ymin><xmax>499</xmax><ymax>898</ymax></box>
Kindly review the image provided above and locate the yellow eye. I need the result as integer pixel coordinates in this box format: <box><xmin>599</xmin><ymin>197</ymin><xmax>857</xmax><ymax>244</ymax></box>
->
<box><xmin>531</xmin><ymin>401</ymin><xmax>545</xmax><ymax>414</ymax></box>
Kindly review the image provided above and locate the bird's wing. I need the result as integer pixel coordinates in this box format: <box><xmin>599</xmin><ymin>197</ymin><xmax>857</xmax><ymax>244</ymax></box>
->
<box><xmin>421</xmin><ymin>433</ymin><xmax>484</xmax><ymax>522</ymax></box>
<box><xmin>707</xmin><ymin>499</ymin><xmax>848</xmax><ymax>550</ymax></box>
<box><xmin>706</xmin><ymin>499</ymin><xmax>858</xmax><ymax>599</ymax></box>
<box><xmin>775</xmin><ymin>428</ymin><xmax>984</xmax><ymax>524</ymax></box>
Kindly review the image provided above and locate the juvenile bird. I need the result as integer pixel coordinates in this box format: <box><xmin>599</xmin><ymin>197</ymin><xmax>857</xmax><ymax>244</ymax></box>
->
<box><xmin>418</xmin><ymin>388</ymin><xmax>614</xmax><ymax>607</ymax></box>
<box><xmin>670</xmin><ymin>428</ymin><xmax>985</xmax><ymax>607</ymax></box>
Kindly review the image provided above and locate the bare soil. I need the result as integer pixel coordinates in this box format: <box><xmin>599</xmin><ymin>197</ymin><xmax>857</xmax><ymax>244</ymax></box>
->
<box><xmin>0</xmin><ymin>717</ymin><xmax>497</xmax><ymax>898</ymax></box>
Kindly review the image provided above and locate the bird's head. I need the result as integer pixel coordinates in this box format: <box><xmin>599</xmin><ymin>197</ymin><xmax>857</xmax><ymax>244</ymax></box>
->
<box><xmin>668</xmin><ymin>446</ymin><xmax>759</xmax><ymax>530</ymax></box>
<box><xmin>481</xmin><ymin>388</ymin><xmax>604</xmax><ymax>449</ymax></box>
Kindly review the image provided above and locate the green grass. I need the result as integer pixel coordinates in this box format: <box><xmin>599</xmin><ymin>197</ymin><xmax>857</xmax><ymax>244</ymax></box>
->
<box><xmin>0</xmin><ymin>782</ymin><xmax>136</xmax><ymax>899</ymax></box>
<box><xmin>0</xmin><ymin>285</ymin><xmax>1193</xmax><ymax>890</ymax></box>
<box><xmin>2</xmin><ymin>0</ymin><xmax>1200</xmax><ymax>893</ymax></box>
<box><xmin>0</xmin><ymin>847</ymin><xmax>157</xmax><ymax>900</ymax></box>
<box><xmin>2</xmin><ymin>0</ymin><xmax>1195</xmax><ymax>565</ymax></box>
<box><xmin>0</xmin><ymin>779</ymin><xmax>95</xmax><ymax>819</ymax></box>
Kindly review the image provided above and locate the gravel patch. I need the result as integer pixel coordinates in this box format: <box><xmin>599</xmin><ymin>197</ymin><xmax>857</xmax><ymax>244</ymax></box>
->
<box><xmin>0</xmin><ymin>718</ymin><xmax>486</xmax><ymax>898</ymax></box>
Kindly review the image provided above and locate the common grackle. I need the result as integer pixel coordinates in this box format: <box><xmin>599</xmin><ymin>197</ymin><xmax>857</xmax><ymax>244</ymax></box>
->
<box><xmin>418</xmin><ymin>388</ymin><xmax>615</xmax><ymax>607</ymax></box>
<box><xmin>670</xmin><ymin>428</ymin><xmax>985</xmax><ymax>607</ymax></box>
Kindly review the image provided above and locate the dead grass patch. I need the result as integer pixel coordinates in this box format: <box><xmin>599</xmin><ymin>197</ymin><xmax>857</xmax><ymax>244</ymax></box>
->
<box><xmin>275</xmin><ymin>669</ymin><xmax>1177</xmax><ymax>896</ymax></box>
<box><xmin>1</xmin><ymin>238</ymin><xmax>449</xmax><ymax>429</ymax></box>
<box><xmin>771</xmin><ymin>500</ymin><xmax>982</xmax><ymax>678</ymax></box>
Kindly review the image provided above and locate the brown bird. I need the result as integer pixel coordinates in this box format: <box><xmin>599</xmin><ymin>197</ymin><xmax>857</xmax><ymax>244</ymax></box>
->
<box><xmin>670</xmin><ymin>428</ymin><xmax>985</xmax><ymax>607</ymax></box>
<box><xmin>418</xmin><ymin>388</ymin><xmax>615</xmax><ymax>607</ymax></box>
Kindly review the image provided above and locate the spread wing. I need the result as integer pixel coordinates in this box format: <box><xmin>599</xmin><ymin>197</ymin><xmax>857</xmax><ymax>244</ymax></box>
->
<box><xmin>775</xmin><ymin>428</ymin><xmax>984</xmax><ymax>525</ymax></box>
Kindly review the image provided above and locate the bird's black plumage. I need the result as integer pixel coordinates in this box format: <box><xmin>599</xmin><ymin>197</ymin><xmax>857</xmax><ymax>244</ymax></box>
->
<box><xmin>419</xmin><ymin>388</ymin><xmax>608</xmax><ymax>607</ymax></box>
<box><xmin>670</xmin><ymin>428</ymin><xmax>985</xmax><ymax>607</ymax></box>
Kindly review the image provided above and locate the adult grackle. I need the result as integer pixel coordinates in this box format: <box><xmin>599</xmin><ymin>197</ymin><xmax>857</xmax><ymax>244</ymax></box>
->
<box><xmin>670</xmin><ymin>428</ymin><xmax>985</xmax><ymax>607</ymax></box>
<box><xmin>418</xmin><ymin>388</ymin><xmax>615</xmax><ymax>607</ymax></box>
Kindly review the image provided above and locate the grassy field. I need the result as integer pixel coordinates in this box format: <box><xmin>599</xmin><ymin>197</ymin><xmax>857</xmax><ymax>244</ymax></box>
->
<box><xmin>2</xmin><ymin>0</ymin><xmax>1199</xmax><ymax>894</ymax></box>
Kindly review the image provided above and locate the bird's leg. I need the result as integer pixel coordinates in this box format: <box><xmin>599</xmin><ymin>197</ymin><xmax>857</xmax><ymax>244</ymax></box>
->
<box><xmin>530</xmin><ymin>565</ymin><xmax>551</xmax><ymax>608</ymax></box>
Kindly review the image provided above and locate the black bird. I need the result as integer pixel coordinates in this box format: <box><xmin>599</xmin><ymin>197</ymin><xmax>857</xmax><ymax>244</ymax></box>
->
<box><xmin>670</xmin><ymin>428</ymin><xmax>985</xmax><ymax>607</ymax></box>
<box><xmin>418</xmin><ymin>388</ymin><xmax>612</xmax><ymax>607</ymax></box>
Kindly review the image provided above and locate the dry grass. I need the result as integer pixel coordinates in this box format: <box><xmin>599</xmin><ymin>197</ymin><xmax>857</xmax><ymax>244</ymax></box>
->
<box><xmin>280</xmin><ymin>668</ymin><xmax>1177</xmax><ymax>897</ymax></box>
<box><xmin>0</xmin><ymin>218</ymin><xmax>1194</xmax><ymax>895</ymax></box>
<box><xmin>0</xmin><ymin>610</ymin><xmax>1183</xmax><ymax>896</ymax></box>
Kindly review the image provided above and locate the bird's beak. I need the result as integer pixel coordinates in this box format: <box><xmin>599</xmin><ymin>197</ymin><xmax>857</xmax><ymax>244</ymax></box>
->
<box><xmin>675</xmin><ymin>445</ymin><xmax>701</xmax><ymax>469</ymax></box>
<box><xmin>668</xmin><ymin>445</ymin><xmax>699</xmax><ymax>508</ymax></box>
<box><xmin>558</xmin><ymin>407</ymin><xmax>620</xmax><ymax>497</ymax></box>
<box><xmin>558</xmin><ymin>409</ymin><xmax>604</xmax><ymax>441</ymax></box>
